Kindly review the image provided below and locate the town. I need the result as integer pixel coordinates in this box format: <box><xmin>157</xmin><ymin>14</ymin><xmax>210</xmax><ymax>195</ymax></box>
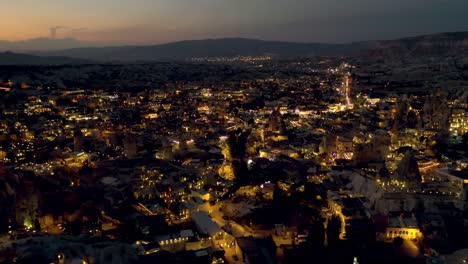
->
<box><xmin>0</xmin><ymin>56</ymin><xmax>467</xmax><ymax>264</ymax></box>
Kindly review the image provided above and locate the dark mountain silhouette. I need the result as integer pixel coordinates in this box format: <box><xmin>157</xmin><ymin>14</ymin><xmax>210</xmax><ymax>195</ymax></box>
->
<box><xmin>35</xmin><ymin>38</ymin><xmax>371</xmax><ymax>62</ymax></box>
<box><xmin>2</xmin><ymin>31</ymin><xmax>468</xmax><ymax>64</ymax></box>
<box><xmin>35</xmin><ymin>32</ymin><xmax>468</xmax><ymax>62</ymax></box>
<box><xmin>0</xmin><ymin>51</ymin><xmax>91</xmax><ymax>65</ymax></box>
<box><xmin>366</xmin><ymin>31</ymin><xmax>468</xmax><ymax>57</ymax></box>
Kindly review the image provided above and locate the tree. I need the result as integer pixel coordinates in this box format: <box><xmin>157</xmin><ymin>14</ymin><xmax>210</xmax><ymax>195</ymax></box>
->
<box><xmin>273</xmin><ymin>186</ymin><xmax>283</xmax><ymax>205</ymax></box>
<box><xmin>392</xmin><ymin>236</ymin><xmax>404</xmax><ymax>252</ymax></box>
<box><xmin>306</xmin><ymin>218</ymin><xmax>325</xmax><ymax>250</ymax></box>
<box><xmin>462</xmin><ymin>133</ymin><xmax>468</xmax><ymax>146</ymax></box>
<box><xmin>407</xmin><ymin>110</ymin><xmax>418</xmax><ymax>128</ymax></box>
<box><xmin>232</xmin><ymin>160</ymin><xmax>249</xmax><ymax>184</ymax></box>
<box><xmin>34</xmin><ymin>219</ymin><xmax>41</xmax><ymax>232</ymax></box>
<box><xmin>327</xmin><ymin>215</ymin><xmax>342</xmax><ymax>247</ymax></box>
<box><xmin>227</xmin><ymin>129</ymin><xmax>250</xmax><ymax>160</ymax></box>
<box><xmin>378</xmin><ymin>167</ymin><xmax>390</xmax><ymax>180</ymax></box>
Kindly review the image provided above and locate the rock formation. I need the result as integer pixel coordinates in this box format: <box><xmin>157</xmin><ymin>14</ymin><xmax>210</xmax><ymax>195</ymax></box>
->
<box><xmin>395</xmin><ymin>150</ymin><xmax>422</xmax><ymax>183</ymax></box>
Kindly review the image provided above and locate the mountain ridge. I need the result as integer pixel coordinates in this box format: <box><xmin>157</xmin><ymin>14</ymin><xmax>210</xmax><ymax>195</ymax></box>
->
<box><xmin>368</xmin><ymin>31</ymin><xmax>468</xmax><ymax>57</ymax></box>
<box><xmin>0</xmin><ymin>38</ymin><xmax>86</xmax><ymax>51</ymax></box>
<box><xmin>33</xmin><ymin>37</ymin><xmax>371</xmax><ymax>62</ymax></box>
<box><xmin>0</xmin><ymin>51</ymin><xmax>91</xmax><ymax>65</ymax></box>
<box><xmin>34</xmin><ymin>31</ymin><xmax>468</xmax><ymax>62</ymax></box>
<box><xmin>1</xmin><ymin>31</ymin><xmax>468</xmax><ymax>64</ymax></box>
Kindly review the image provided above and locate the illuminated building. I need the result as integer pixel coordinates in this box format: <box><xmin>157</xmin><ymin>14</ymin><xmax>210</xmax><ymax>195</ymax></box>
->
<box><xmin>335</xmin><ymin>136</ymin><xmax>353</xmax><ymax>160</ymax></box>
<box><xmin>191</xmin><ymin>211</ymin><xmax>224</xmax><ymax>240</ymax></box>
<box><xmin>374</xmin><ymin>213</ymin><xmax>423</xmax><ymax>243</ymax></box>
<box><xmin>449</xmin><ymin>107</ymin><xmax>468</xmax><ymax>136</ymax></box>
<box><xmin>434</xmin><ymin>168</ymin><xmax>468</xmax><ymax>209</ymax></box>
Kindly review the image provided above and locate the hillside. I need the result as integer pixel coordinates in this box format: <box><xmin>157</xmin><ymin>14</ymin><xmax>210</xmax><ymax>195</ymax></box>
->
<box><xmin>0</xmin><ymin>38</ymin><xmax>84</xmax><ymax>52</ymax></box>
<box><xmin>5</xmin><ymin>32</ymin><xmax>468</xmax><ymax>63</ymax></box>
<box><xmin>0</xmin><ymin>51</ymin><xmax>91</xmax><ymax>65</ymax></box>
<box><xmin>366</xmin><ymin>32</ymin><xmax>468</xmax><ymax>57</ymax></box>
<box><xmin>35</xmin><ymin>38</ymin><xmax>370</xmax><ymax>62</ymax></box>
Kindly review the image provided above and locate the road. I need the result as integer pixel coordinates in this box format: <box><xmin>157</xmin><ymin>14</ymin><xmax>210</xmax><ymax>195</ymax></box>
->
<box><xmin>196</xmin><ymin>201</ymin><xmax>253</xmax><ymax>264</ymax></box>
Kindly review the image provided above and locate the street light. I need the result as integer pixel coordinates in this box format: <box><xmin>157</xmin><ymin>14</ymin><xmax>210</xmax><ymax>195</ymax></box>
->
<box><xmin>353</xmin><ymin>257</ymin><xmax>359</xmax><ymax>264</ymax></box>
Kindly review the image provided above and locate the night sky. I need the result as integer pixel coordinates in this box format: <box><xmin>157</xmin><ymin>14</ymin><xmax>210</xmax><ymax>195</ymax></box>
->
<box><xmin>2</xmin><ymin>0</ymin><xmax>468</xmax><ymax>44</ymax></box>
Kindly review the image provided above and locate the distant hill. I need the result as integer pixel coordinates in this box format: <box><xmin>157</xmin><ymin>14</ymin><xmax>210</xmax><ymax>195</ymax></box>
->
<box><xmin>0</xmin><ymin>38</ymin><xmax>85</xmax><ymax>52</ymax></box>
<box><xmin>35</xmin><ymin>38</ymin><xmax>371</xmax><ymax>62</ymax></box>
<box><xmin>0</xmin><ymin>51</ymin><xmax>91</xmax><ymax>65</ymax></box>
<box><xmin>7</xmin><ymin>32</ymin><xmax>468</xmax><ymax>63</ymax></box>
<box><xmin>366</xmin><ymin>31</ymin><xmax>468</xmax><ymax>57</ymax></box>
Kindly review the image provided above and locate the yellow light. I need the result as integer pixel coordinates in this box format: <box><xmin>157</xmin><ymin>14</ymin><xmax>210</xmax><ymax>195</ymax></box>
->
<box><xmin>24</xmin><ymin>219</ymin><xmax>33</xmax><ymax>230</ymax></box>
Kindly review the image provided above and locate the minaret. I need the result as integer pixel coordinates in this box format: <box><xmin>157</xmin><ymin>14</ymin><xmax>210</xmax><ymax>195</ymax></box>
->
<box><xmin>344</xmin><ymin>75</ymin><xmax>353</xmax><ymax>108</ymax></box>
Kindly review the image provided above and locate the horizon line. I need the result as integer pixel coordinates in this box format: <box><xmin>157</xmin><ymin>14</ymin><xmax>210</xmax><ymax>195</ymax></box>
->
<box><xmin>1</xmin><ymin>30</ymin><xmax>467</xmax><ymax>50</ymax></box>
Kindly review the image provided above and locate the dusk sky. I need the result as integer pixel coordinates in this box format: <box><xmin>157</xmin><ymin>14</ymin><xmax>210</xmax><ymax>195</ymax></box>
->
<box><xmin>2</xmin><ymin>0</ymin><xmax>468</xmax><ymax>44</ymax></box>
